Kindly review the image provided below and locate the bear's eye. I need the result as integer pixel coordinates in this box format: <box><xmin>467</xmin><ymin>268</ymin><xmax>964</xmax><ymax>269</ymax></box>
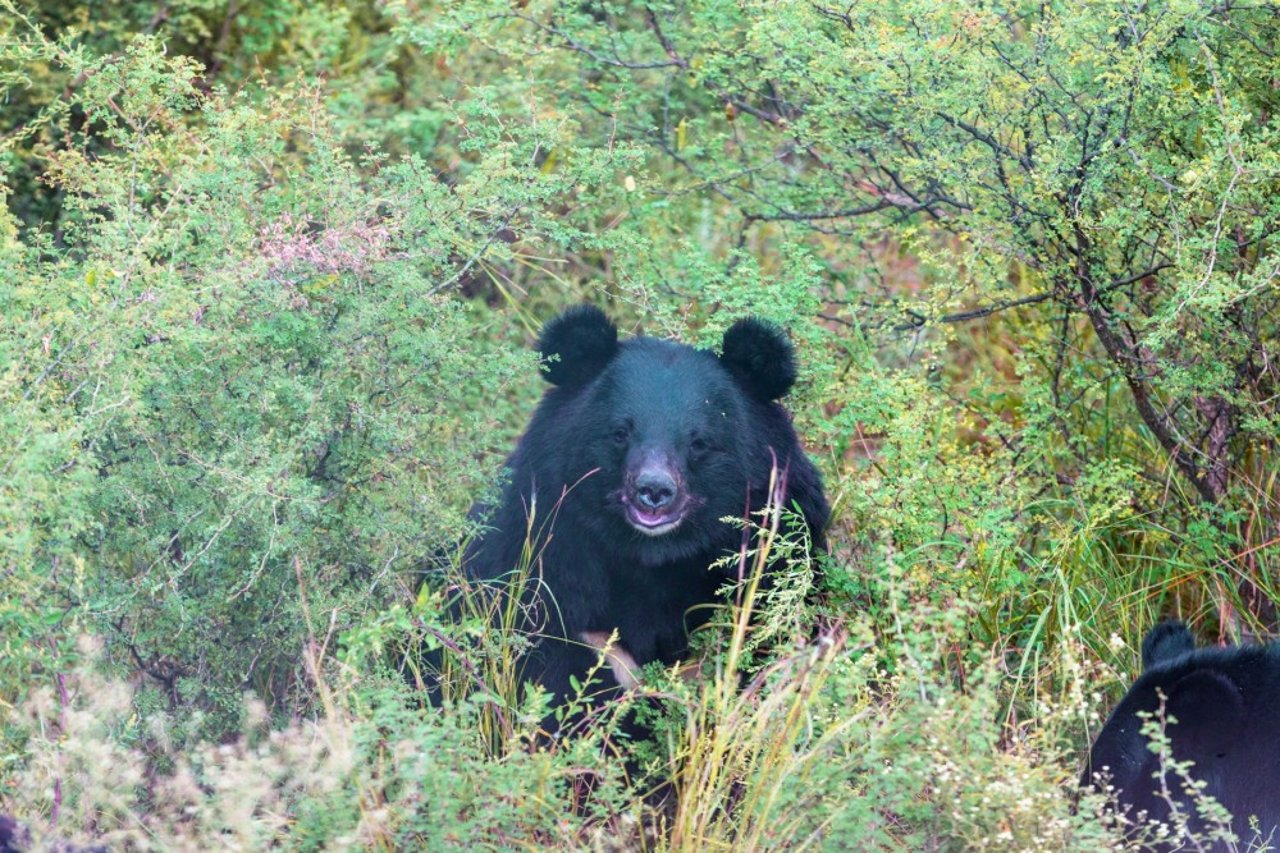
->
<box><xmin>611</xmin><ymin>425</ymin><xmax>630</xmax><ymax>445</ymax></box>
<box><xmin>689</xmin><ymin>436</ymin><xmax>712</xmax><ymax>455</ymax></box>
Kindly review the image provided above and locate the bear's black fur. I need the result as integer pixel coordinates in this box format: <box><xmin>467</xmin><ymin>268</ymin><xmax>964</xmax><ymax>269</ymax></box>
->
<box><xmin>0</xmin><ymin>815</ymin><xmax>24</xmax><ymax>853</ymax></box>
<box><xmin>0</xmin><ymin>814</ymin><xmax>107</xmax><ymax>853</ymax></box>
<box><xmin>440</xmin><ymin>305</ymin><xmax>828</xmax><ymax>718</ymax></box>
<box><xmin>1083</xmin><ymin>621</ymin><xmax>1280</xmax><ymax>849</ymax></box>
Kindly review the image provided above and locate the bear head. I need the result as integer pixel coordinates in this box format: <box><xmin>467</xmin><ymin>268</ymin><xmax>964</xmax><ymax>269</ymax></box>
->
<box><xmin>535</xmin><ymin>305</ymin><xmax>798</xmax><ymax>565</ymax></box>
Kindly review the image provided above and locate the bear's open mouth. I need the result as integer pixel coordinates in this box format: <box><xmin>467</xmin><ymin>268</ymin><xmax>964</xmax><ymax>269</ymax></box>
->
<box><xmin>623</xmin><ymin>501</ymin><xmax>687</xmax><ymax>536</ymax></box>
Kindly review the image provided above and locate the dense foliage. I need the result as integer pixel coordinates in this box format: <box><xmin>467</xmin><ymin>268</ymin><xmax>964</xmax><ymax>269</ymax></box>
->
<box><xmin>2</xmin><ymin>0</ymin><xmax>1277</xmax><ymax>848</ymax></box>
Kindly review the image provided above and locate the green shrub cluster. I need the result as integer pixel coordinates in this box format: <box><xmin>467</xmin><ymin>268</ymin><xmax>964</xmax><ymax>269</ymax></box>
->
<box><xmin>0</xmin><ymin>12</ymin><xmax>639</xmax><ymax>738</ymax></box>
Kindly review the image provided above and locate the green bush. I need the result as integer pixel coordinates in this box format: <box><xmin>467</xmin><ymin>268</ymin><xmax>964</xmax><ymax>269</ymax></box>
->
<box><xmin>0</xmin><ymin>25</ymin><xmax>637</xmax><ymax>737</ymax></box>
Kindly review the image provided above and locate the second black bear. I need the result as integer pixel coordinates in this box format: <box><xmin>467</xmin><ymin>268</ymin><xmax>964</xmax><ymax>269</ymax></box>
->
<box><xmin>443</xmin><ymin>305</ymin><xmax>828</xmax><ymax>716</ymax></box>
<box><xmin>1083</xmin><ymin>621</ymin><xmax>1280</xmax><ymax>850</ymax></box>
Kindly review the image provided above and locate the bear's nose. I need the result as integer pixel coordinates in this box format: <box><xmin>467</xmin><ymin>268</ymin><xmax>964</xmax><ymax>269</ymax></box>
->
<box><xmin>635</xmin><ymin>471</ymin><xmax>677</xmax><ymax>510</ymax></box>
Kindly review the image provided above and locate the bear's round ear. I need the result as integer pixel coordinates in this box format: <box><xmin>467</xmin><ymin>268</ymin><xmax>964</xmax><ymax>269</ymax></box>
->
<box><xmin>538</xmin><ymin>304</ymin><xmax>619</xmax><ymax>387</ymax></box>
<box><xmin>720</xmin><ymin>318</ymin><xmax>797</xmax><ymax>400</ymax></box>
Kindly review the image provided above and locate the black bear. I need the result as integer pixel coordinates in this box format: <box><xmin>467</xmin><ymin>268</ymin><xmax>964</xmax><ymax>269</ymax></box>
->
<box><xmin>0</xmin><ymin>814</ymin><xmax>106</xmax><ymax>853</ymax></box>
<box><xmin>0</xmin><ymin>815</ymin><xmax>24</xmax><ymax>853</ymax></box>
<box><xmin>433</xmin><ymin>305</ymin><xmax>828</xmax><ymax>720</ymax></box>
<box><xmin>1083</xmin><ymin>621</ymin><xmax>1280</xmax><ymax>850</ymax></box>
